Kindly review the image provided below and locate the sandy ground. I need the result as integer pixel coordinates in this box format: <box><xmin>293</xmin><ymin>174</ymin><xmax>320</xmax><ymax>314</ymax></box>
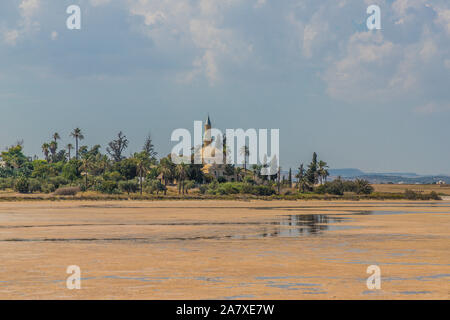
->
<box><xmin>0</xmin><ymin>200</ymin><xmax>449</xmax><ymax>300</ymax></box>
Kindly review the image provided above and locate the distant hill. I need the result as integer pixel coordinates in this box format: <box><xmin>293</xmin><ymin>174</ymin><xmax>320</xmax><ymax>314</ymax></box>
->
<box><xmin>282</xmin><ymin>168</ymin><xmax>450</xmax><ymax>184</ymax></box>
<box><xmin>328</xmin><ymin>168</ymin><xmax>449</xmax><ymax>184</ymax></box>
<box><xmin>329</xmin><ymin>168</ymin><xmax>365</xmax><ymax>177</ymax></box>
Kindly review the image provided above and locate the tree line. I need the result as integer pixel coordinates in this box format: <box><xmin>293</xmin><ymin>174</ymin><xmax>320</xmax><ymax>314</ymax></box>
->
<box><xmin>0</xmin><ymin>129</ymin><xmax>373</xmax><ymax>197</ymax></box>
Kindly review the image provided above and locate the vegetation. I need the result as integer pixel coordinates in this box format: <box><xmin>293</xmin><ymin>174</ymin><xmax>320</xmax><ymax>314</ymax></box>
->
<box><xmin>0</xmin><ymin>131</ymin><xmax>441</xmax><ymax>201</ymax></box>
<box><xmin>54</xmin><ymin>187</ymin><xmax>80</xmax><ymax>196</ymax></box>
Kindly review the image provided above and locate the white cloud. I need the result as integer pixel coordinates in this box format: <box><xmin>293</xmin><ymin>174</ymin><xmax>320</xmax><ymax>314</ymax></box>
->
<box><xmin>18</xmin><ymin>0</ymin><xmax>40</xmax><ymax>31</ymax></box>
<box><xmin>2</xmin><ymin>0</ymin><xmax>41</xmax><ymax>45</ymax></box>
<box><xmin>419</xmin><ymin>38</ymin><xmax>437</xmax><ymax>62</ymax></box>
<box><xmin>318</xmin><ymin>0</ymin><xmax>450</xmax><ymax>107</ymax></box>
<box><xmin>19</xmin><ymin>0</ymin><xmax>40</xmax><ymax>19</ymax></box>
<box><xmin>435</xmin><ymin>9</ymin><xmax>450</xmax><ymax>35</ymax></box>
<box><xmin>128</xmin><ymin>0</ymin><xmax>250</xmax><ymax>85</ymax></box>
<box><xmin>2</xmin><ymin>29</ymin><xmax>20</xmax><ymax>46</ymax></box>
<box><xmin>254</xmin><ymin>0</ymin><xmax>266</xmax><ymax>9</ymax></box>
<box><xmin>324</xmin><ymin>32</ymin><xmax>400</xmax><ymax>101</ymax></box>
<box><xmin>392</xmin><ymin>0</ymin><xmax>427</xmax><ymax>16</ymax></box>
<box><xmin>445</xmin><ymin>59</ymin><xmax>450</xmax><ymax>69</ymax></box>
<box><xmin>414</xmin><ymin>102</ymin><xmax>450</xmax><ymax>115</ymax></box>
<box><xmin>180</xmin><ymin>50</ymin><xmax>219</xmax><ymax>85</ymax></box>
<box><xmin>302</xmin><ymin>12</ymin><xmax>329</xmax><ymax>58</ymax></box>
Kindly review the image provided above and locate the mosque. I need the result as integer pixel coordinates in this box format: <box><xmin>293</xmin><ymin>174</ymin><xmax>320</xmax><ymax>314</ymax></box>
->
<box><xmin>200</xmin><ymin>115</ymin><xmax>229</xmax><ymax>179</ymax></box>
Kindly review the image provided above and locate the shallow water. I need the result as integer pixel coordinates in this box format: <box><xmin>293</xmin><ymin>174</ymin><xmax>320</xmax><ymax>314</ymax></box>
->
<box><xmin>0</xmin><ymin>200</ymin><xmax>449</xmax><ymax>299</ymax></box>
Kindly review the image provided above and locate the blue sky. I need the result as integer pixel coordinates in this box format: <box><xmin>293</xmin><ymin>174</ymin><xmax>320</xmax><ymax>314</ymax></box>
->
<box><xmin>1</xmin><ymin>0</ymin><xmax>450</xmax><ymax>174</ymax></box>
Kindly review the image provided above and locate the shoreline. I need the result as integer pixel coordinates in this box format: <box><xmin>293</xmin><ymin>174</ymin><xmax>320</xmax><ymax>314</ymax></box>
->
<box><xmin>0</xmin><ymin>194</ymin><xmax>443</xmax><ymax>202</ymax></box>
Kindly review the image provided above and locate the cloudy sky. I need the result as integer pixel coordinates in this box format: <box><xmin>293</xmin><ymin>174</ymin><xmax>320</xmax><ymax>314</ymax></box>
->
<box><xmin>1</xmin><ymin>0</ymin><xmax>449</xmax><ymax>174</ymax></box>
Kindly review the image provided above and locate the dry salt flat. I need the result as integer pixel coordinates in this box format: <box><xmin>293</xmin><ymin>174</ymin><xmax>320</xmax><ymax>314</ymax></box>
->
<box><xmin>0</xmin><ymin>200</ymin><xmax>449</xmax><ymax>299</ymax></box>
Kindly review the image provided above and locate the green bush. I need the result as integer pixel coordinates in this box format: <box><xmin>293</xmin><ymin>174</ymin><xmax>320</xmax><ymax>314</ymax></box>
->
<box><xmin>112</xmin><ymin>159</ymin><xmax>137</xmax><ymax>180</ymax></box>
<box><xmin>14</xmin><ymin>176</ymin><xmax>29</xmax><ymax>193</ymax></box>
<box><xmin>144</xmin><ymin>180</ymin><xmax>165</xmax><ymax>194</ymax></box>
<box><xmin>354</xmin><ymin>179</ymin><xmax>374</xmax><ymax>194</ymax></box>
<box><xmin>404</xmin><ymin>189</ymin><xmax>419</xmax><ymax>200</ymax></box>
<box><xmin>42</xmin><ymin>183</ymin><xmax>56</xmax><ymax>194</ymax></box>
<box><xmin>429</xmin><ymin>191</ymin><xmax>441</xmax><ymax>200</ymax></box>
<box><xmin>96</xmin><ymin>180</ymin><xmax>119</xmax><ymax>194</ymax></box>
<box><xmin>62</xmin><ymin>160</ymin><xmax>80</xmax><ymax>181</ymax></box>
<box><xmin>342</xmin><ymin>180</ymin><xmax>357</xmax><ymax>192</ymax></box>
<box><xmin>48</xmin><ymin>176</ymin><xmax>69</xmax><ymax>190</ymax></box>
<box><xmin>217</xmin><ymin>176</ymin><xmax>227</xmax><ymax>183</ymax></box>
<box><xmin>252</xmin><ymin>185</ymin><xmax>275</xmax><ymax>196</ymax></box>
<box><xmin>240</xmin><ymin>183</ymin><xmax>254</xmax><ymax>194</ymax></box>
<box><xmin>0</xmin><ymin>177</ymin><xmax>14</xmax><ymax>190</ymax></box>
<box><xmin>316</xmin><ymin>178</ymin><xmax>373</xmax><ymax>196</ymax></box>
<box><xmin>217</xmin><ymin>182</ymin><xmax>240</xmax><ymax>195</ymax></box>
<box><xmin>402</xmin><ymin>189</ymin><xmax>441</xmax><ymax>200</ymax></box>
<box><xmin>54</xmin><ymin>186</ymin><xmax>80</xmax><ymax>196</ymax></box>
<box><xmin>243</xmin><ymin>176</ymin><xmax>256</xmax><ymax>185</ymax></box>
<box><xmin>105</xmin><ymin>171</ymin><xmax>123</xmax><ymax>182</ymax></box>
<box><xmin>199</xmin><ymin>185</ymin><xmax>208</xmax><ymax>194</ymax></box>
<box><xmin>119</xmin><ymin>180</ymin><xmax>138</xmax><ymax>194</ymax></box>
<box><xmin>184</xmin><ymin>180</ymin><xmax>195</xmax><ymax>194</ymax></box>
<box><xmin>198</xmin><ymin>181</ymin><xmax>275</xmax><ymax>196</ymax></box>
<box><xmin>316</xmin><ymin>179</ymin><xmax>344</xmax><ymax>195</ymax></box>
<box><xmin>28</xmin><ymin>179</ymin><xmax>42</xmax><ymax>193</ymax></box>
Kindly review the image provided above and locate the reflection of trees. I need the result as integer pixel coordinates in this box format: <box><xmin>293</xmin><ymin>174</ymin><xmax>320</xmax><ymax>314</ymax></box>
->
<box><xmin>260</xmin><ymin>214</ymin><xmax>345</xmax><ymax>237</ymax></box>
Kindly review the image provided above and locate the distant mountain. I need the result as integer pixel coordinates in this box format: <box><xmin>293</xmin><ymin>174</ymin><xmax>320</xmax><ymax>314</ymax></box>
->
<box><xmin>329</xmin><ymin>168</ymin><xmax>365</xmax><ymax>177</ymax></box>
<box><xmin>328</xmin><ymin>168</ymin><xmax>449</xmax><ymax>184</ymax></box>
<box><xmin>354</xmin><ymin>175</ymin><xmax>450</xmax><ymax>184</ymax></box>
<box><xmin>329</xmin><ymin>169</ymin><xmax>420</xmax><ymax>178</ymax></box>
<box><xmin>363</xmin><ymin>172</ymin><xmax>420</xmax><ymax>178</ymax></box>
<box><xmin>282</xmin><ymin>168</ymin><xmax>450</xmax><ymax>184</ymax></box>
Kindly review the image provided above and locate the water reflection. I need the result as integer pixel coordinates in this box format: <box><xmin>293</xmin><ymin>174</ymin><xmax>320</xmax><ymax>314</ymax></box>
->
<box><xmin>235</xmin><ymin>214</ymin><xmax>354</xmax><ymax>239</ymax></box>
<box><xmin>0</xmin><ymin>214</ymin><xmax>357</xmax><ymax>242</ymax></box>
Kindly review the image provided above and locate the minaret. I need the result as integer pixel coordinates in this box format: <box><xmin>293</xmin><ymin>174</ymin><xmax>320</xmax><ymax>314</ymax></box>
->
<box><xmin>204</xmin><ymin>114</ymin><xmax>212</xmax><ymax>147</ymax></box>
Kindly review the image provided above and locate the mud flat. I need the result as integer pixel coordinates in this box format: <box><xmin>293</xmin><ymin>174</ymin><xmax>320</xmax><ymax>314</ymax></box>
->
<box><xmin>0</xmin><ymin>200</ymin><xmax>449</xmax><ymax>299</ymax></box>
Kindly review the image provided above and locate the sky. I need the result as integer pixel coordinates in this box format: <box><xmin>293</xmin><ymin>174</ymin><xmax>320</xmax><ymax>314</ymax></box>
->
<box><xmin>0</xmin><ymin>0</ymin><xmax>449</xmax><ymax>175</ymax></box>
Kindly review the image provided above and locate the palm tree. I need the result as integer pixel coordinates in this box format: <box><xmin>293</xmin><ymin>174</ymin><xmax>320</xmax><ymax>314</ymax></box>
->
<box><xmin>81</xmin><ymin>155</ymin><xmax>92</xmax><ymax>190</ymax></box>
<box><xmin>251</xmin><ymin>164</ymin><xmax>261</xmax><ymax>181</ymax></box>
<box><xmin>70</xmin><ymin>128</ymin><xmax>84</xmax><ymax>160</ymax></box>
<box><xmin>295</xmin><ymin>163</ymin><xmax>305</xmax><ymax>192</ymax></box>
<box><xmin>298</xmin><ymin>176</ymin><xmax>310</xmax><ymax>193</ymax></box>
<box><xmin>134</xmin><ymin>151</ymin><xmax>151</xmax><ymax>195</ymax></box>
<box><xmin>49</xmin><ymin>141</ymin><xmax>58</xmax><ymax>162</ymax></box>
<box><xmin>235</xmin><ymin>167</ymin><xmax>243</xmax><ymax>182</ymax></box>
<box><xmin>176</xmin><ymin>163</ymin><xmax>188</xmax><ymax>195</ymax></box>
<box><xmin>41</xmin><ymin>143</ymin><xmax>50</xmax><ymax>162</ymax></box>
<box><xmin>53</xmin><ymin>132</ymin><xmax>60</xmax><ymax>144</ymax></box>
<box><xmin>159</xmin><ymin>159</ymin><xmax>173</xmax><ymax>195</ymax></box>
<box><xmin>98</xmin><ymin>154</ymin><xmax>110</xmax><ymax>175</ymax></box>
<box><xmin>66</xmin><ymin>144</ymin><xmax>73</xmax><ymax>160</ymax></box>
<box><xmin>318</xmin><ymin>160</ymin><xmax>329</xmax><ymax>185</ymax></box>
<box><xmin>240</xmin><ymin>145</ymin><xmax>250</xmax><ymax>172</ymax></box>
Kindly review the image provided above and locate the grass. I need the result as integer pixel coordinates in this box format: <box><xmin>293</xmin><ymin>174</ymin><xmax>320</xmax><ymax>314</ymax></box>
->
<box><xmin>373</xmin><ymin>184</ymin><xmax>450</xmax><ymax>195</ymax></box>
<box><xmin>0</xmin><ymin>187</ymin><xmax>442</xmax><ymax>202</ymax></box>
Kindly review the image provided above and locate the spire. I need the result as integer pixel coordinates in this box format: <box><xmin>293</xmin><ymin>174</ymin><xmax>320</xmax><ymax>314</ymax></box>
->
<box><xmin>204</xmin><ymin>114</ymin><xmax>212</xmax><ymax>147</ymax></box>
